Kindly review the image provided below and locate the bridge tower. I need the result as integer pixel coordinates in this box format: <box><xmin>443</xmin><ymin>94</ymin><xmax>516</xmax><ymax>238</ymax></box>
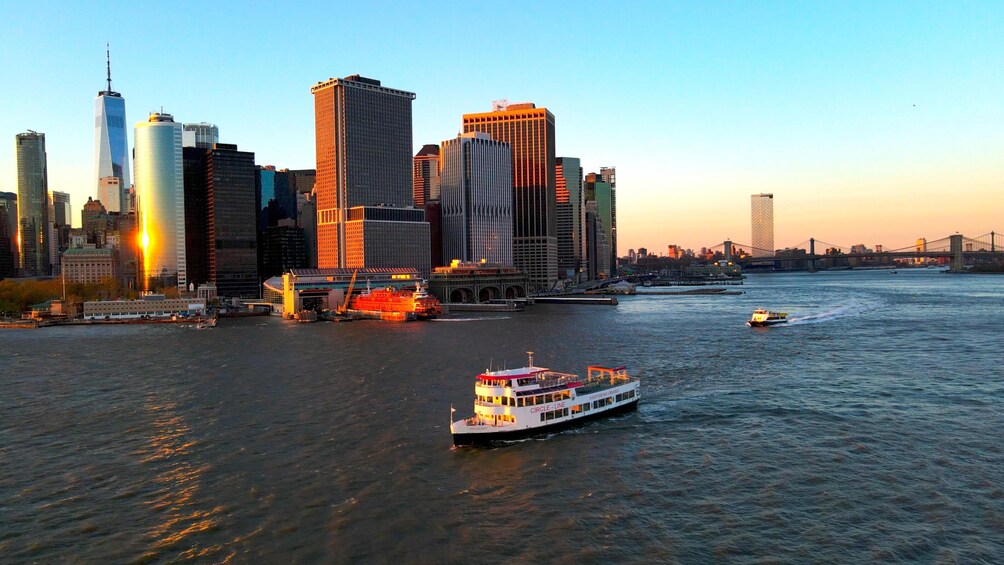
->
<box><xmin>723</xmin><ymin>240</ymin><xmax>732</xmax><ymax>262</ymax></box>
<box><xmin>808</xmin><ymin>238</ymin><xmax>816</xmax><ymax>272</ymax></box>
<box><xmin>992</xmin><ymin>231</ymin><xmax>996</xmax><ymax>253</ymax></box>
<box><xmin>949</xmin><ymin>234</ymin><xmax>964</xmax><ymax>272</ymax></box>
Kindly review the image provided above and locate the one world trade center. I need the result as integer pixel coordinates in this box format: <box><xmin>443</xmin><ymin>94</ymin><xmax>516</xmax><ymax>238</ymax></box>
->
<box><xmin>94</xmin><ymin>45</ymin><xmax>130</xmax><ymax>213</ymax></box>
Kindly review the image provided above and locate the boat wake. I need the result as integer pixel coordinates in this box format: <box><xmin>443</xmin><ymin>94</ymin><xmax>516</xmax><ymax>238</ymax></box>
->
<box><xmin>787</xmin><ymin>300</ymin><xmax>881</xmax><ymax>326</ymax></box>
<box><xmin>432</xmin><ymin>316</ymin><xmax>511</xmax><ymax>322</ymax></box>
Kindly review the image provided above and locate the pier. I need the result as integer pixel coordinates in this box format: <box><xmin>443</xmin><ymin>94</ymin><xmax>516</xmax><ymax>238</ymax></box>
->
<box><xmin>533</xmin><ymin>296</ymin><xmax>618</xmax><ymax>305</ymax></box>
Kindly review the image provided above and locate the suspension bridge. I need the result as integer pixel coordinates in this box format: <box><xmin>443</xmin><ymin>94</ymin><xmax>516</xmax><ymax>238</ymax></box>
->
<box><xmin>709</xmin><ymin>232</ymin><xmax>1003</xmax><ymax>272</ymax></box>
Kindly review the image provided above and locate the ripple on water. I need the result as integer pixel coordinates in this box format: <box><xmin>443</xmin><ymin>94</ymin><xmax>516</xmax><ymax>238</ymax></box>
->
<box><xmin>2</xmin><ymin>271</ymin><xmax>1004</xmax><ymax>561</ymax></box>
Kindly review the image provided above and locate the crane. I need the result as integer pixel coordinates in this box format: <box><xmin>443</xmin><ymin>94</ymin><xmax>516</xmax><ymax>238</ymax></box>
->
<box><xmin>337</xmin><ymin>269</ymin><xmax>358</xmax><ymax>315</ymax></box>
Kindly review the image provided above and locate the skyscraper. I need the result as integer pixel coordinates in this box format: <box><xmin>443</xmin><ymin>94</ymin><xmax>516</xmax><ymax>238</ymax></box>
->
<box><xmin>94</xmin><ymin>45</ymin><xmax>130</xmax><ymax>213</ymax></box>
<box><xmin>585</xmin><ymin>201</ymin><xmax>610</xmax><ymax>280</ymax></box>
<box><xmin>182</xmin><ymin>123</ymin><xmax>219</xmax><ymax>149</ymax></box>
<box><xmin>751</xmin><ymin>193</ymin><xmax>774</xmax><ymax>257</ymax></box>
<box><xmin>440</xmin><ymin>132</ymin><xmax>513</xmax><ymax>265</ymax></box>
<box><xmin>16</xmin><ymin>131</ymin><xmax>50</xmax><ymax>277</ymax></box>
<box><xmin>556</xmin><ymin>157</ymin><xmax>585</xmax><ymax>282</ymax></box>
<box><xmin>257</xmin><ymin>166</ymin><xmax>305</xmax><ymax>280</ymax></box>
<box><xmin>134</xmin><ymin>112</ymin><xmax>185</xmax><ymax>291</ymax></box>
<box><xmin>0</xmin><ymin>192</ymin><xmax>17</xmax><ymax>278</ymax></box>
<box><xmin>182</xmin><ymin>146</ymin><xmax>210</xmax><ymax>288</ymax></box>
<box><xmin>600</xmin><ymin>166</ymin><xmax>617</xmax><ymax>275</ymax></box>
<box><xmin>413</xmin><ymin>144</ymin><xmax>440</xmax><ymax>207</ymax></box>
<box><xmin>585</xmin><ymin>172</ymin><xmax>615</xmax><ymax>278</ymax></box>
<box><xmin>311</xmin><ymin>74</ymin><xmax>430</xmax><ymax>273</ymax></box>
<box><xmin>462</xmin><ymin>102</ymin><xmax>557</xmax><ymax>291</ymax></box>
<box><xmin>206</xmin><ymin>144</ymin><xmax>259</xmax><ymax>298</ymax></box>
<box><xmin>51</xmin><ymin>190</ymin><xmax>71</xmax><ymax>256</ymax></box>
<box><xmin>97</xmin><ymin>177</ymin><xmax>122</xmax><ymax>214</ymax></box>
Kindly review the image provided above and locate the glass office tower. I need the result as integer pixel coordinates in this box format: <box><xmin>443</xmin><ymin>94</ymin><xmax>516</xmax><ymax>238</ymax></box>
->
<box><xmin>16</xmin><ymin>131</ymin><xmax>50</xmax><ymax>276</ymax></box>
<box><xmin>440</xmin><ymin>132</ymin><xmax>513</xmax><ymax>265</ymax></box>
<box><xmin>134</xmin><ymin>113</ymin><xmax>185</xmax><ymax>291</ymax></box>
<box><xmin>94</xmin><ymin>46</ymin><xmax>130</xmax><ymax>213</ymax></box>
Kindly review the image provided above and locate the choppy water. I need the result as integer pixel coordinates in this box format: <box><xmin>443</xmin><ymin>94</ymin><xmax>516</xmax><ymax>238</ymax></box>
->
<box><xmin>2</xmin><ymin>270</ymin><xmax>1003</xmax><ymax>563</ymax></box>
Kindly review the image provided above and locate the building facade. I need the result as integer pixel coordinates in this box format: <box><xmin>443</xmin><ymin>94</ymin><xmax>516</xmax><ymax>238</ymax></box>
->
<box><xmin>16</xmin><ymin>131</ymin><xmax>50</xmax><ymax>277</ymax></box>
<box><xmin>428</xmin><ymin>261</ymin><xmax>527</xmax><ymax>303</ymax></box>
<box><xmin>182</xmin><ymin>122</ymin><xmax>219</xmax><ymax>149</ymax></box>
<box><xmin>94</xmin><ymin>47</ymin><xmax>130</xmax><ymax>213</ymax></box>
<box><xmin>0</xmin><ymin>192</ymin><xmax>16</xmax><ymax>278</ymax></box>
<box><xmin>134</xmin><ymin>113</ymin><xmax>185</xmax><ymax>291</ymax></box>
<box><xmin>97</xmin><ymin>176</ymin><xmax>122</xmax><ymax>215</ymax></box>
<box><xmin>206</xmin><ymin>144</ymin><xmax>259</xmax><ymax>298</ymax></box>
<box><xmin>585</xmin><ymin>201</ymin><xmax>610</xmax><ymax>280</ymax></box>
<box><xmin>311</xmin><ymin>74</ymin><xmax>429</xmax><ymax>271</ymax></box>
<box><xmin>83</xmin><ymin>296</ymin><xmax>206</xmax><ymax>320</ymax></box>
<box><xmin>751</xmin><ymin>193</ymin><xmax>774</xmax><ymax>257</ymax></box>
<box><xmin>556</xmin><ymin>157</ymin><xmax>586</xmax><ymax>283</ymax></box>
<box><xmin>258</xmin><ymin>167</ymin><xmax>305</xmax><ymax>280</ymax></box>
<box><xmin>61</xmin><ymin>246</ymin><xmax>118</xmax><ymax>284</ymax></box>
<box><xmin>182</xmin><ymin>146</ymin><xmax>210</xmax><ymax>288</ymax></box>
<box><xmin>440</xmin><ymin>132</ymin><xmax>513</xmax><ymax>266</ymax></box>
<box><xmin>51</xmin><ymin>190</ymin><xmax>71</xmax><ymax>257</ymax></box>
<box><xmin>342</xmin><ymin>206</ymin><xmax>431</xmax><ymax>275</ymax></box>
<box><xmin>462</xmin><ymin>102</ymin><xmax>557</xmax><ymax>291</ymax></box>
<box><xmin>413</xmin><ymin>144</ymin><xmax>440</xmax><ymax>207</ymax></box>
<box><xmin>585</xmin><ymin>171</ymin><xmax>616</xmax><ymax>278</ymax></box>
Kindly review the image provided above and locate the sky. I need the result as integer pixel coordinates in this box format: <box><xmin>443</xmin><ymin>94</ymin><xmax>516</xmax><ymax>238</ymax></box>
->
<box><xmin>2</xmin><ymin>1</ymin><xmax>1001</xmax><ymax>253</ymax></box>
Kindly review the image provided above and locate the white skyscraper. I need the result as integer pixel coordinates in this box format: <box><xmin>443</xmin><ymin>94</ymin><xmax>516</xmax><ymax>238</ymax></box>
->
<box><xmin>751</xmin><ymin>193</ymin><xmax>774</xmax><ymax>257</ymax></box>
<box><xmin>440</xmin><ymin>132</ymin><xmax>513</xmax><ymax>265</ymax></box>
<box><xmin>93</xmin><ymin>46</ymin><xmax>130</xmax><ymax>213</ymax></box>
<box><xmin>134</xmin><ymin>112</ymin><xmax>185</xmax><ymax>291</ymax></box>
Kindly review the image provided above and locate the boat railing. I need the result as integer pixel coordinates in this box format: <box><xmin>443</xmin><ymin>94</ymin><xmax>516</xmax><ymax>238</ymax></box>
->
<box><xmin>530</xmin><ymin>371</ymin><xmax>579</xmax><ymax>390</ymax></box>
<box><xmin>585</xmin><ymin>366</ymin><xmax>632</xmax><ymax>385</ymax></box>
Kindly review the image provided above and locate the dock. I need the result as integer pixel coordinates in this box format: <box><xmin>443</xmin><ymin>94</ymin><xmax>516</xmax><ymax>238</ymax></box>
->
<box><xmin>443</xmin><ymin>302</ymin><xmax>525</xmax><ymax>312</ymax></box>
<box><xmin>533</xmin><ymin>296</ymin><xmax>618</xmax><ymax>305</ymax></box>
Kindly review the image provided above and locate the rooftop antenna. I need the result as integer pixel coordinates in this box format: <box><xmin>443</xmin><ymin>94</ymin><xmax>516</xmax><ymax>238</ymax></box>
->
<box><xmin>106</xmin><ymin>43</ymin><xmax>112</xmax><ymax>93</ymax></box>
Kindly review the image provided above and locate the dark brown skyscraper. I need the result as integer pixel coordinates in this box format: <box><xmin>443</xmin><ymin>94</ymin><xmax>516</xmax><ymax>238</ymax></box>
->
<box><xmin>462</xmin><ymin>102</ymin><xmax>557</xmax><ymax>290</ymax></box>
<box><xmin>413</xmin><ymin>144</ymin><xmax>440</xmax><ymax>208</ymax></box>
<box><xmin>206</xmin><ymin>144</ymin><xmax>259</xmax><ymax>298</ymax></box>
<box><xmin>183</xmin><ymin>144</ymin><xmax>259</xmax><ymax>297</ymax></box>
<box><xmin>311</xmin><ymin>75</ymin><xmax>429</xmax><ymax>273</ymax></box>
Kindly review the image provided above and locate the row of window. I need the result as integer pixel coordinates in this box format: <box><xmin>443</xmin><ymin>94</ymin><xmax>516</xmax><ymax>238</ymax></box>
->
<box><xmin>539</xmin><ymin>407</ymin><xmax>569</xmax><ymax>422</ymax></box>
<box><xmin>591</xmin><ymin>389</ymin><xmax>636</xmax><ymax>410</ymax></box>
<box><xmin>477</xmin><ymin>389</ymin><xmax>572</xmax><ymax>407</ymax></box>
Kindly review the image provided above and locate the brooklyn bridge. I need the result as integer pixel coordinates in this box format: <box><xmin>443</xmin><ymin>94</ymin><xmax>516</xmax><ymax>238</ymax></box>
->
<box><xmin>710</xmin><ymin>232</ymin><xmax>1002</xmax><ymax>272</ymax></box>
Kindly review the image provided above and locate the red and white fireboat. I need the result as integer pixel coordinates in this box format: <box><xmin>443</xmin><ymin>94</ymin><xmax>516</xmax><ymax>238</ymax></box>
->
<box><xmin>450</xmin><ymin>352</ymin><xmax>641</xmax><ymax>446</ymax></box>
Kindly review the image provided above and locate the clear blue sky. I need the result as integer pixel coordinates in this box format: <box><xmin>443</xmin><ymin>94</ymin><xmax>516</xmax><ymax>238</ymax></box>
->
<box><xmin>2</xmin><ymin>1</ymin><xmax>1002</xmax><ymax>251</ymax></box>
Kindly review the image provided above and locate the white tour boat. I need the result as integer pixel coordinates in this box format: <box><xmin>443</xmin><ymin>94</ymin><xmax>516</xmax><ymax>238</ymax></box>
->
<box><xmin>450</xmin><ymin>352</ymin><xmax>641</xmax><ymax>446</ymax></box>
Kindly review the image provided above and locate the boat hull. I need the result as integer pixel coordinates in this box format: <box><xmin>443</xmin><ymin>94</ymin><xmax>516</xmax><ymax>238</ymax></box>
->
<box><xmin>747</xmin><ymin>319</ymin><xmax>787</xmax><ymax>327</ymax></box>
<box><xmin>452</xmin><ymin>399</ymin><xmax>639</xmax><ymax>447</ymax></box>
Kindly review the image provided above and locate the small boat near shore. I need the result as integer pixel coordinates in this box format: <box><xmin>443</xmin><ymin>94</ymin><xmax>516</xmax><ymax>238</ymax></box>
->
<box><xmin>450</xmin><ymin>352</ymin><xmax>640</xmax><ymax>446</ymax></box>
<box><xmin>747</xmin><ymin>308</ymin><xmax>788</xmax><ymax>327</ymax></box>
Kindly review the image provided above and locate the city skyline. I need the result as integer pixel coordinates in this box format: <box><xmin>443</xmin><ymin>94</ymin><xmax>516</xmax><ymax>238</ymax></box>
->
<box><xmin>2</xmin><ymin>2</ymin><xmax>1002</xmax><ymax>253</ymax></box>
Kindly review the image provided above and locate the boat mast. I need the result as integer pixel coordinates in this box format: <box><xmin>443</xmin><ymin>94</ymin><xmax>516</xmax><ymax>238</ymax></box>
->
<box><xmin>527</xmin><ymin>351</ymin><xmax>534</xmax><ymax>367</ymax></box>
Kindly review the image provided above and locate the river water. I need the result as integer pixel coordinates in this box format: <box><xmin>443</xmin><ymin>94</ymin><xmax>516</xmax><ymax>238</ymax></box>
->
<box><xmin>2</xmin><ymin>270</ymin><xmax>1002</xmax><ymax>563</ymax></box>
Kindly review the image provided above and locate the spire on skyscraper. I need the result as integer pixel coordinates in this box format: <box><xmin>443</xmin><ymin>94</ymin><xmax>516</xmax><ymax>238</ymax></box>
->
<box><xmin>106</xmin><ymin>43</ymin><xmax>112</xmax><ymax>93</ymax></box>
